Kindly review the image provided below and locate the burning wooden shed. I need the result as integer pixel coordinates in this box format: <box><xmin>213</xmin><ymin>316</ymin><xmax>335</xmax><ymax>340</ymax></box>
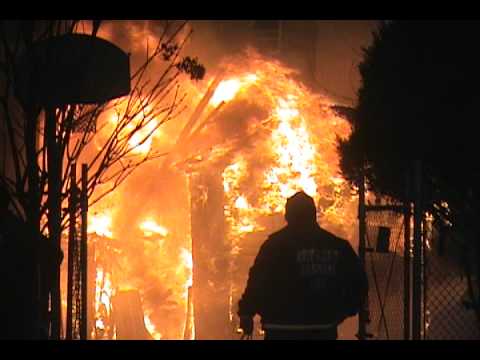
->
<box><xmin>60</xmin><ymin>47</ymin><xmax>358</xmax><ymax>340</ymax></box>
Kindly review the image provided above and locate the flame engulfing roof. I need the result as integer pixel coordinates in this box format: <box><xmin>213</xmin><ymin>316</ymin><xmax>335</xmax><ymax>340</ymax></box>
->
<box><xmin>74</xmin><ymin>48</ymin><xmax>358</xmax><ymax>340</ymax></box>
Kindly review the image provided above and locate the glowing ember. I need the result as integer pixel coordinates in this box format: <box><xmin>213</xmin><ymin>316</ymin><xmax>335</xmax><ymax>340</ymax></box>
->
<box><xmin>106</xmin><ymin>103</ymin><xmax>163</xmax><ymax>156</ymax></box>
<box><xmin>144</xmin><ymin>313</ymin><xmax>162</xmax><ymax>340</ymax></box>
<box><xmin>94</xmin><ymin>267</ymin><xmax>114</xmax><ymax>339</ymax></box>
<box><xmin>234</xmin><ymin>195</ymin><xmax>250</xmax><ymax>210</ymax></box>
<box><xmin>210</xmin><ymin>79</ymin><xmax>242</xmax><ymax>107</ymax></box>
<box><xmin>209</xmin><ymin>74</ymin><xmax>258</xmax><ymax>107</ymax></box>
<box><xmin>89</xmin><ymin>212</ymin><xmax>113</xmax><ymax>238</ymax></box>
<box><xmin>179</xmin><ymin>248</ymin><xmax>193</xmax><ymax>291</ymax></box>
<box><xmin>140</xmin><ymin>219</ymin><xmax>169</xmax><ymax>237</ymax></box>
<box><xmin>129</xmin><ymin>119</ymin><xmax>160</xmax><ymax>155</ymax></box>
<box><xmin>222</xmin><ymin>158</ymin><xmax>247</xmax><ymax>193</ymax></box>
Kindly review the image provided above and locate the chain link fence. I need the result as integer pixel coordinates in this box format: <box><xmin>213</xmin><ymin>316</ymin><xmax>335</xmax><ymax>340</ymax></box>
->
<box><xmin>364</xmin><ymin>208</ymin><xmax>405</xmax><ymax>339</ymax></box>
<box><xmin>424</xmin><ymin>225</ymin><xmax>480</xmax><ymax>340</ymax></box>
<box><xmin>363</xmin><ymin>206</ymin><xmax>480</xmax><ymax>340</ymax></box>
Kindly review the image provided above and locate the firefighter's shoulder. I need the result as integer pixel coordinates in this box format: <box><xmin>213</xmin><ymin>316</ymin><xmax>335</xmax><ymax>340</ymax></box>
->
<box><xmin>260</xmin><ymin>226</ymin><xmax>289</xmax><ymax>250</ymax></box>
<box><xmin>317</xmin><ymin>227</ymin><xmax>352</xmax><ymax>249</ymax></box>
<box><xmin>266</xmin><ymin>226</ymin><xmax>290</xmax><ymax>242</ymax></box>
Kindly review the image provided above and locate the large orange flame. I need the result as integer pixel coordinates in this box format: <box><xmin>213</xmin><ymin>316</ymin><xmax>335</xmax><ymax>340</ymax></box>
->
<box><xmin>64</xmin><ymin>48</ymin><xmax>357</xmax><ymax>340</ymax></box>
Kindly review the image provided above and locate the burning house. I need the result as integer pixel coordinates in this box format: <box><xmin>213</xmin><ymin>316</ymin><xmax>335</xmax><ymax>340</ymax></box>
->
<box><xmin>4</xmin><ymin>20</ymin><xmax>478</xmax><ymax>341</ymax></box>
<box><xmin>53</xmin><ymin>20</ymin><xmax>377</xmax><ymax>340</ymax></box>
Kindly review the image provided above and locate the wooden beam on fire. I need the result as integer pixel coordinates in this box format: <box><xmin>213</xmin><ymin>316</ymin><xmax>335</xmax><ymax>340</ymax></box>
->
<box><xmin>173</xmin><ymin>112</ymin><xmax>274</xmax><ymax>173</ymax></box>
<box><xmin>190</xmin><ymin>170</ymin><xmax>231</xmax><ymax>339</ymax></box>
<box><xmin>183</xmin><ymin>286</ymin><xmax>194</xmax><ymax>340</ymax></box>
<box><xmin>174</xmin><ymin>101</ymin><xmax>227</xmax><ymax>166</ymax></box>
<box><xmin>162</xmin><ymin>70</ymin><xmax>226</xmax><ymax>170</ymax></box>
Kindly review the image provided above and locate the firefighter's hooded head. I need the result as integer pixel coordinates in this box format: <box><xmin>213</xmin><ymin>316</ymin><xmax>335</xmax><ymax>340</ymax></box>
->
<box><xmin>285</xmin><ymin>191</ymin><xmax>317</xmax><ymax>226</ymax></box>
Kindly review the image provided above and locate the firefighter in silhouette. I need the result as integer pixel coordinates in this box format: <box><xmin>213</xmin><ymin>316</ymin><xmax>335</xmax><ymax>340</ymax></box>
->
<box><xmin>238</xmin><ymin>191</ymin><xmax>368</xmax><ymax>340</ymax></box>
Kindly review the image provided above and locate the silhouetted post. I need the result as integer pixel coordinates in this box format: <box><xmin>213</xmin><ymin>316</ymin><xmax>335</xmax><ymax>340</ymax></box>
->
<box><xmin>45</xmin><ymin>106</ymin><xmax>63</xmax><ymax>339</ymax></box>
<box><xmin>421</xmin><ymin>216</ymin><xmax>428</xmax><ymax>337</ymax></box>
<box><xmin>25</xmin><ymin>105</ymin><xmax>43</xmax><ymax>339</ymax></box>
<box><xmin>412</xmin><ymin>160</ymin><xmax>423</xmax><ymax>339</ymax></box>
<box><xmin>190</xmin><ymin>171</ymin><xmax>229</xmax><ymax>339</ymax></box>
<box><xmin>403</xmin><ymin>172</ymin><xmax>411</xmax><ymax>340</ymax></box>
<box><xmin>66</xmin><ymin>163</ymin><xmax>77</xmax><ymax>339</ymax></box>
<box><xmin>184</xmin><ymin>286</ymin><xmax>194</xmax><ymax>340</ymax></box>
<box><xmin>357</xmin><ymin>171</ymin><xmax>368</xmax><ymax>340</ymax></box>
<box><xmin>80</xmin><ymin>164</ymin><xmax>88</xmax><ymax>339</ymax></box>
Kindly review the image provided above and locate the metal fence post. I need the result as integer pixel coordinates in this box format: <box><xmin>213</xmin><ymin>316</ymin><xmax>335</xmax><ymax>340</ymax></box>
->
<box><xmin>66</xmin><ymin>163</ymin><xmax>77</xmax><ymax>339</ymax></box>
<box><xmin>358</xmin><ymin>172</ymin><xmax>368</xmax><ymax>340</ymax></box>
<box><xmin>412</xmin><ymin>160</ymin><xmax>423</xmax><ymax>340</ymax></box>
<box><xmin>80</xmin><ymin>164</ymin><xmax>88</xmax><ymax>339</ymax></box>
<box><xmin>404</xmin><ymin>172</ymin><xmax>412</xmax><ymax>340</ymax></box>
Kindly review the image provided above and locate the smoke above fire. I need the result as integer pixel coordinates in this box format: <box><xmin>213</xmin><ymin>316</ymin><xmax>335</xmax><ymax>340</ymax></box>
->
<box><xmin>61</xmin><ymin>20</ymin><xmax>361</xmax><ymax>340</ymax></box>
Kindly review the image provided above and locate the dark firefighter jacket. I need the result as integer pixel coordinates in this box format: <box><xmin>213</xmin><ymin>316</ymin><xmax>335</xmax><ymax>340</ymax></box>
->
<box><xmin>238</xmin><ymin>223</ymin><xmax>368</xmax><ymax>328</ymax></box>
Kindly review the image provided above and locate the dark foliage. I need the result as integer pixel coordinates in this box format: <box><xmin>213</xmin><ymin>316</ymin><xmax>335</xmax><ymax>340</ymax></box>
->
<box><xmin>176</xmin><ymin>56</ymin><xmax>205</xmax><ymax>81</ymax></box>
<box><xmin>338</xmin><ymin>21</ymin><xmax>480</xmax><ymax>321</ymax></box>
<box><xmin>340</xmin><ymin>21</ymin><xmax>480</xmax><ymax>219</ymax></box>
